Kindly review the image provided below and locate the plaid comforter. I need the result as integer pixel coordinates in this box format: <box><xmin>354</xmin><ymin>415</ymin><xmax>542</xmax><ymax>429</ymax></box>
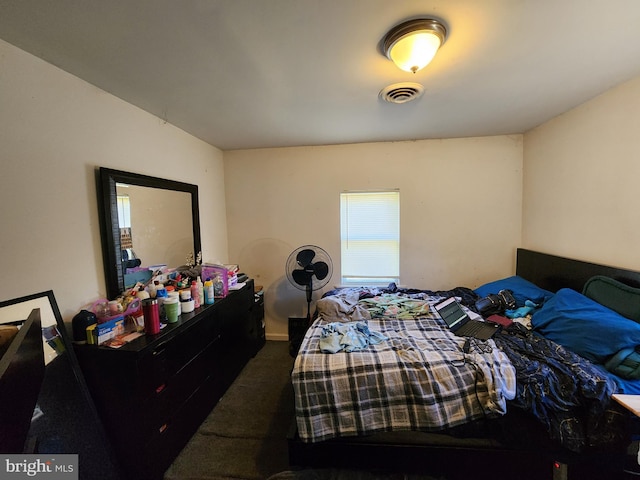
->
<box><xmin>292</xmin><ymin>292</ymin><xmax>516</xmax><ymax>443</ymax></box>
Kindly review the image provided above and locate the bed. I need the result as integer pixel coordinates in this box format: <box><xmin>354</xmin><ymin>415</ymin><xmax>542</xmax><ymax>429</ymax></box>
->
<box><xmin>287</xmin><ymin>249</ymin><xmax>640</xmax><ymax>480</ymax></box>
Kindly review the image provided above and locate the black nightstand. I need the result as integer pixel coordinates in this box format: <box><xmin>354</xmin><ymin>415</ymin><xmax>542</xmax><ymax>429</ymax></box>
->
<box><xmin>252</xmin><ymin>289</ymin><xmax>266</xmax><ymax>352</ymax></box>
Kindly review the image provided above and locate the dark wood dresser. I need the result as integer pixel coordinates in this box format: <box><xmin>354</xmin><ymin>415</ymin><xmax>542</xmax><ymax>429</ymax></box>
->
<box><xmin>75</xmin><ymin>279</ymin><xmax>264</xmax><ymax>480</ymax></box>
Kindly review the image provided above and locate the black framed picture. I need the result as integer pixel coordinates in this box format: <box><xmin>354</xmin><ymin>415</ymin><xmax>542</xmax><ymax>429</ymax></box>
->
<box><xmin>0</xmin><ymin>291</ymin><xmax>123</xmax><ymax>479</ymax></box>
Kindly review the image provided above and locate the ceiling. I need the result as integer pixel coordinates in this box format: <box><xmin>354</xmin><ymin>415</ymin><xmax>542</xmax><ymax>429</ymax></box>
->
<box><xmin>2</xmin><ymin>0</ymin><xmax>640</xmax><ymax>151</ymax></box>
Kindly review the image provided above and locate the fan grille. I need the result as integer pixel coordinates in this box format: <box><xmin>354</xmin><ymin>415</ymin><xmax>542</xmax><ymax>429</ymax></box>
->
<box><xmin>286</xmin><ymin>245</ymin><xmax>333</xmax><ymax>292</ymax></box>
<box><xmin>286</xmin><ymin>245</ymin><xmax>333</xmax><ymax>320</ymax></box>
<box><xmin>380</xmin><ymin>82</ymin><xmax>424</xmax><ymax>104</ymax></box>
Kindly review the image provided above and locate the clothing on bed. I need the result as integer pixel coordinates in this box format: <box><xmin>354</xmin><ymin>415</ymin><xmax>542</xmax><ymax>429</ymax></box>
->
<box><xmin>315</xmin><ymin>292</ymin><xmax>371</xmax><ymax>323</ymax></box>
<box><xmin>474</xmin><ymin>275</ymin><xmax>554</xmax><ymax>308</ymax></box>
<box><xmin>319</xmin><ymin>321</ymin><xmax>387</xmax><ymax>353</ymax></box>
<box><xmin>358</xmin><ymin>294</ymin><xmax>433</xmax><ymax>319</ymax></box>
<box><xmin>292</xmin><ymin>290</ymin><xmax>516</xmax><ymax>444</ymax></box>
<box><xmin>494</xmin><ymin>323</ymin><xmax>625</xmax><ymax>452</ymax></box>
<box><xmin>293</xmin><ymin>284</ymin><xmax>639</xmax><ymax>452</ymax></box>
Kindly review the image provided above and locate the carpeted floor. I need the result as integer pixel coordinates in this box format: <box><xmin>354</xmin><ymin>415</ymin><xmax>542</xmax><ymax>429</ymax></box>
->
<box><xmin>164</xmin><ymin>341</ymin><xmax>442</xmax><ymax>480</ymax></box>
<box><xmin>164</xmin><ymin>340</ymin><xmax>295</xmax><ymax>480</ymax></box>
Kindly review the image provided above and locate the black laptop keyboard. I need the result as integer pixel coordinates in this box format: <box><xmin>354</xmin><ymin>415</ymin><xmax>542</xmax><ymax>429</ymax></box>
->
<box><xmin>462</xmin><ymin>321</ymin><xmax>484</xmax><ymax>335</ymax></box>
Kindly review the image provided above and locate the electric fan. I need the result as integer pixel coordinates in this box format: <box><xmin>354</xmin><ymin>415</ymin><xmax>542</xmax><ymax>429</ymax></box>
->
<box><xmin>285</xmin><ymin>245</ymin><xmax>333</xmax><ymax>321</ymax></box>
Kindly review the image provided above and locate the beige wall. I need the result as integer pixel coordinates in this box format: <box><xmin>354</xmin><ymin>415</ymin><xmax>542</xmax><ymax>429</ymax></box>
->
<box><xmin>5</xmin><ymin>33</ymin><xmax>639</xmax><ymax>342</ymax></box>
<box><xmin>225</xmin><ymin>137</ymin><xmax>523</xmax><ymax>340</ymax></box>
<box><xmin>522</xmin><ymin>75</ymin><xmax>640</xmax><ymax>271</ymax></box>
<box><xmin>0</xmin><ymin>39</ymin><xmax>229</xmax><ymax>321</ymax></box>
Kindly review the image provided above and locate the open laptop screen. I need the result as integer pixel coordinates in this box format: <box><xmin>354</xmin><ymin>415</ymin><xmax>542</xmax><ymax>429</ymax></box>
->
<box><xmin>435</xmin><ymin>298</ymin><xmax>468</xmax><ymax>329</ymax></box>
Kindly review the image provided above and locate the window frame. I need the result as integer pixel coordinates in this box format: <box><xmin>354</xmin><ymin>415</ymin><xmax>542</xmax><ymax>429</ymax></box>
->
<box><xmin>340</xmin><ymin>190</ymin><xmax>400</xmax><ymax>286</ymax></box>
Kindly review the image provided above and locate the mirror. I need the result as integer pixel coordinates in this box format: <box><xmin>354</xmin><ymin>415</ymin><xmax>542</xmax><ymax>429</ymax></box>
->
<box><xmin>0</xmin><ymin>290</ymin><xmax>123</xmax><ymax>478</ymax></box>
<box><xmin>97</xmin><ymin>168</ymin><xmax>201</xmax><ymax>299</ymax></box>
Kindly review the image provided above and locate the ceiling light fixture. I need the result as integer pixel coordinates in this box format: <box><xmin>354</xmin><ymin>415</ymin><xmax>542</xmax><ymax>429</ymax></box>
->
<box><xmin>382</xmin><ymin>18</ymin><xmax>447</xmax><ymax>73</ymax></box>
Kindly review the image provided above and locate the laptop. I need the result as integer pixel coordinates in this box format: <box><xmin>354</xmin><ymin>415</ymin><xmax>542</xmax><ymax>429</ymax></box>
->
<box><xmin>434</xmin><ymin>297</ymin><xmax>499</xmax><ymax>340</ymax></box>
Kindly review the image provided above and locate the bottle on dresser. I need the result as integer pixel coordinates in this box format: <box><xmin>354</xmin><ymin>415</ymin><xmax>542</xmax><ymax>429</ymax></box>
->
<box><xmin>204</xmin><ymin>278</ymin><xmax>215</xmax><ymax>305</ymax></box>
<box><xmin>197</xmin><ymin>276</ymin><xmax>204</xmax><ymax>306</ymax></box>
<box><xmin>191</xmin><ymin>281</ymin><xmax>200</xmax><ymax>308</ymax></box>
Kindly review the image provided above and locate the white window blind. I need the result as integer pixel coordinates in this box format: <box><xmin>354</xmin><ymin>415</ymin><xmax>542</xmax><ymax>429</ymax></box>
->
<box><xmin>117</xmin><ymin>194</ymin><xmax>131</xmax><ymax>228</ymax></box>
<box><xmin>340</xmin><ymin>190</ymin><xmax>400</xmax><ymax>285</ymax></box>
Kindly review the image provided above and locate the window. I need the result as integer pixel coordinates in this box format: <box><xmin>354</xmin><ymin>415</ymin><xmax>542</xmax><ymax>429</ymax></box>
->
<box><xmin>116</xmin><ymin>194</ymin><xmax>131</xmax><ymax>228</ymax></box>
<box><xmin>117</xmin><ymin>194</ymin><xmax>133</xmax><ymax>249</ymax></box>
<box><xmin>340</xmin><ymin>190</ymin><xmax>400</xmax><ymax>285</ymax></box>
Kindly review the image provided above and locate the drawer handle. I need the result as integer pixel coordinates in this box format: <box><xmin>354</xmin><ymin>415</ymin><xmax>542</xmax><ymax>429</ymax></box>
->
<box><xmin>152</xmin><ymin>341</ymin><xmax>169</xmax><ymax>356</ymax></box>
<box><xmin>155</xmin><ymin>383</ymin><xmax>166</xmax><ymax>394</ymax></box>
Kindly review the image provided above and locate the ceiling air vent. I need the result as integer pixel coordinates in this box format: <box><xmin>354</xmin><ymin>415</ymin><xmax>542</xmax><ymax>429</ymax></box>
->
<box><xmin>380</xmin><ymin>82</ymin><xmax>424</xmax><ymax>104</ymax></box>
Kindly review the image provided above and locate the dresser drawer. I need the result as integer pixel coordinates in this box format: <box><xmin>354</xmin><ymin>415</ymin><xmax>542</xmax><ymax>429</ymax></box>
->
<box><xmin>134</xmin><ymin>333</ymin><xmax>223</xmax><ymax>442</ymax></box>
<box><xmin>133</xmin><ymin>369</ymin><xmax>225</xmax><ymax>480</ymax></box>
<box><xmin>136</xmin><ymin>313</ymin><xmax>221</xmax><ymax>400</ymax></box>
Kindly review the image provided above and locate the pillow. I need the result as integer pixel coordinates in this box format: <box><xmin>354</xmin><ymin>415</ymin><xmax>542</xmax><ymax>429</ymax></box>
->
<box><xmin>604</xmin><ymin>348</ymin><xmax>640</xmax><ymax>380</ymax></box>
<box><xmin>474</xmin><ymin>275</ymin><xmax>554</xmax><ymax>308</ymax></box>
<box><xmin>582</xmin><ymin>275</ymin><xmax>640</xmax><ymax>323</ymax></box>
<box><xmin>531</xmin><ymin>288</ymin><xmax>640</xmax><ymax>366</ymax></box>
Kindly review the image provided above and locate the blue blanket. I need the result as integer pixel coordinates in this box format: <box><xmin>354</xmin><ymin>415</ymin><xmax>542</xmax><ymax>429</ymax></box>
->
<box><xmin>494</xmin><ymin>323</ymin><xmax>624</xmax><ymax>452</ymax></box>
<box><xmin>532</xmin><ymin>288</ymin><xmax>640</xmax><ymax>365</ymax></box>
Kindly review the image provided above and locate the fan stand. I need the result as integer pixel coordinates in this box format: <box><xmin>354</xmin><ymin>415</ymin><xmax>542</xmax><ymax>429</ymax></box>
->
<box><xmin>305</xmin><ymin>282</ymin><xmax>313</xmax><ymax>325</ymax></box>
<box><xmin>285</xmin><ymin>245</ymin><xmax>333</xmax><ymax>353</ymax></box>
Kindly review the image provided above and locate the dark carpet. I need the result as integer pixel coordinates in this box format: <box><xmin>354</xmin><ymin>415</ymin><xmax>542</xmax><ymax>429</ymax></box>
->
<box><xmin>164</xmin><ymin>341</ymin><xmax>441</xmax><ymax>480</ymax></box>
<box><xmin>164</xmin><ymin>341</ymin><xmax>295</xmax><ymax>480</ymax></box>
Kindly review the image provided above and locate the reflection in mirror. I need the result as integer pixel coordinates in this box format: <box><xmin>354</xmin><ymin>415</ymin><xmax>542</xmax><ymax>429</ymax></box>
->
<box><xmin>116</xmin><ymin>183</ymin><xmax>194</xmax><ymax>283</ymax></box>
<box><xmin>98</xmin><ymin>168</ymin><xmax>201</xmax><ymax>299</ymax></box>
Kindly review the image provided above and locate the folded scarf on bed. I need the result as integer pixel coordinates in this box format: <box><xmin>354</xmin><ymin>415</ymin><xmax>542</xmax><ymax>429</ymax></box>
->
<box><xmin>319</xmin><ymin>321</ymin><xmax>387</xmax><ymax>353</ymax></box>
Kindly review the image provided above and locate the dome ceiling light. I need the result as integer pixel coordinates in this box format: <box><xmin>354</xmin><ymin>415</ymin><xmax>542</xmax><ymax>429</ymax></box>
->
<box><xmin>382</xmin><ymin>18</ymin><xmax>447</xmax><ymax>73</ymax></box>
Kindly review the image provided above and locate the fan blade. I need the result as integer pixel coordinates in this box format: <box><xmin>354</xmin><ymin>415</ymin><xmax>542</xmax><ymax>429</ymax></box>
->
<box><xmin>296</xmin><ymin>248</ymin><xmax>316</xmax><ymax>268</ymax></box>
<box><xmin>292</xmin><ymin>269</ymin><xmax>313</xmax><ymax>286</ymax></box>
<box><xmin>313</xmin><ymin>261</ymin><xmax>329</xmax><ymax>280</ymax></box>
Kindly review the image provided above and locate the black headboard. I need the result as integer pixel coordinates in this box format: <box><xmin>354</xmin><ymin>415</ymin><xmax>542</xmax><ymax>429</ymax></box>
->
<box><xmin>516</xmin><ymin>248</ymin><xmax>640</xmax><ymax>293</ymax></box>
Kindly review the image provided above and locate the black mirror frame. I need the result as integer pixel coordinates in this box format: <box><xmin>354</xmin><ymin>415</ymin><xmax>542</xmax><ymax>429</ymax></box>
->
<box><xmin>97</xmin><ymin>167</ymin><xmax>202</xmax><ymax>299</ymax></box>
